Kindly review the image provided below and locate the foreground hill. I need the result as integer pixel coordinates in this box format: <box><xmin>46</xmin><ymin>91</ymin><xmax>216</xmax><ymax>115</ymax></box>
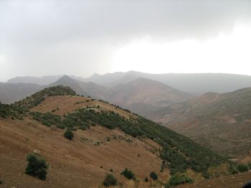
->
<box><xmin>156</xmin><ymin>88</ymin><xmax>251</xmax><ymax>158</ymax></box>
<box><xmin>0</xmin><ymin>86</ymin><xmax>230</xmax><ymax>188</ymax></box>
<box><xmin>107</xmin><ymin>78</ymin><xmax>191</xmax><ymax>117</ymax></box>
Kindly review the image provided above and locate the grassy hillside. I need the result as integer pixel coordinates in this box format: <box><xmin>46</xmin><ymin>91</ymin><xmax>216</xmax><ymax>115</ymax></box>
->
<box><xmin>157</xmin><ymin>88</ymin><xmax>251</xmax><ymax>157</ymax></box>
<box><xmin>0</xmin><ymin>86</ymin><xmax>240</xmax><ymax>187</ymax></box>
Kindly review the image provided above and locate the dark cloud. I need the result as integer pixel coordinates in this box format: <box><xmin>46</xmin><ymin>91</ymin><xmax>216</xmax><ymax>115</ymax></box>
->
<box><xmin>0</xmin><ymin>0</ymin><xmax>251</xmax><ymax>81</ymax></box>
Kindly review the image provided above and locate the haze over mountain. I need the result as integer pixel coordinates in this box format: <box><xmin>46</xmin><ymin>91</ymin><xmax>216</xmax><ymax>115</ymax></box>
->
<box><xmin>7</xmin><ymin>76</ymin><xmax>63</xmax><ymax>86</ymax></box>
<box><xmin>0</xmin><ymin>82</ymin><xmax>41</xmax><ymax>104</ymax></box>
<box><xmin>106</xmin><ymin>77</ymin><xmax>191</xmax><ymax>117</ymax></box>
<box><xmin>154</xmin><ymin>87</ymin><xmax>251</xmax><ymax>158</ymax></box>
<box><xmin>85</xmin><ymin>71</ymin><xmax>251</xmax><ymax>95</ymax></box>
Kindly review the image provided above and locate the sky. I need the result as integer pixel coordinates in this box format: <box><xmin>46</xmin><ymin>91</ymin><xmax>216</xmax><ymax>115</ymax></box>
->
<box><xmin>0</xmin><ymin>0</ymin><xmax>251</xmax><ymax>81</ymax></box>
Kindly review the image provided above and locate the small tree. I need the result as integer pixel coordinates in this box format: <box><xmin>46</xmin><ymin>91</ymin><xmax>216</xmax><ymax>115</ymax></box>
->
<box><xmin>64</xmin><ymin>129</ymin><xmax>74</xmax><ymax>140</ymax></box>
<box><xmin>25</xmin><ymin>153</ymin><xmax>48</xmax><ymax>180</ymax></box>
<box><xmin>121</xmin><ymin>168</ymin><xmax>135</xmax><ymax>180</ymax></box>
<box><xmin>237</xmin><ymin>164</ymin><xmax>249</xmax><ymax>172</ymax></box>
<box><xmin>103</xmin><ymin>174</ymin><xmax>117</xmax><ymax>187</ymax></box>
<box><xmin>150</xmin><ymin>171</ymin><xmax>158</xmax><ymax>180</ymax></box>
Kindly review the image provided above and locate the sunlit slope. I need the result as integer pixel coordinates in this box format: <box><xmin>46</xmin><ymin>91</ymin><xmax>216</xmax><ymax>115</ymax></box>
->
<box><xmin>0</xmin><ymin>86</ymin><xmax>227</xmax><ymax>187</ymax></box>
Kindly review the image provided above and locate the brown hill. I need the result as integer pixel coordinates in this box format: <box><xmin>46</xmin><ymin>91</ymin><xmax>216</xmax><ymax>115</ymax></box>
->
<box><xmin>107</xmin><ymin>78</ymin><xmax>191</xmax><ymax>117</ymax></box>
<box><xmin>157</xmin><ymin>88</ymin><xmax>251</xmax><ymax>158</ymax></box>
<box><xmin>0</xmin><ymin>86</ymin><xmax>228</xmax><ymax>188</ymax></box>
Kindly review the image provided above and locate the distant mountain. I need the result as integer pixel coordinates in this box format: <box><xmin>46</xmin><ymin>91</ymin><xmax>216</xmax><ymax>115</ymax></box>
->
<box><xmin>0</xmin><ymin>82</ymin><xmax>41</xmax><ymax>104</ymax></box>
<box><xmin>51</xmin><ymin>75</ymin><xmax>108</xmax><ymax>100</ymax></box>
<box><xmin>107</xmin><ymin>78</ymin><xmax>191</xmax><ymax>117</ymax></box>
<box><xmin>156</xmin><ymin>88</ymin><xmax>251</xmax><ymax>157</ymax></box>
<box><xmin>8</xmin><ymin>75</ymin><xmax>63</xmax><ymax>85</ymax></box>
<box><xmin>85</xmin><ymin>71</ymin><xmax>251</xmax><ymax>95</ymax></box>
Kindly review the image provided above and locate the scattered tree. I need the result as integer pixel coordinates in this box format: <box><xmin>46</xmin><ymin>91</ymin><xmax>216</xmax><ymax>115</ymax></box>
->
<box><xmin>150</xmin><ymin>171</ymin><xmax>158</xmax><ymax>180</ymax></box>
<box><xmin>64</xmin><ymin>129</ymin><xmax>74</xmax><ymax>140</ymax></box>
<box><xmin>103</xmin><ymin>174</ymin><xmax>117</xmax><ymax>187</ymax></box>
<box><xmin>25</xmin><ymin>153</ymin><xmax>48</xmax><ymax>180</ymax></box>
<box><xmin>121</xmin><ymin>168</ymin><xmax>135</xmax><ymax>180</ymax></box>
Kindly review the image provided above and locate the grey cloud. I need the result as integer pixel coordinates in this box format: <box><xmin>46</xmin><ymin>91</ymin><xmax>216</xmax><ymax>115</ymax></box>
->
<box><xmin>0</xmin><ymin>0</ymin><xmax>251</xmax><ymax>80</ymax></box>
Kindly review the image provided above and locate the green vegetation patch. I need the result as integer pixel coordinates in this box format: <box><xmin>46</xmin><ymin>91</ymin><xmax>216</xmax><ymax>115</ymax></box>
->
<box><xmin>166</xmin><ymin>173</ymin><xmax>193</xmax><ymax>187</ymax></box>
<box><xmin>121</xmin><ymin>168</ymin><xmax>136</xmax><ymax>180</ymax></box>
<box><xmin>31</xmin><ymin>107</ymin><xmax>225</xmax><ymax>175</ymax></box>
<box><xmin>103</xmin><ymin>174</ymin><xmax>117</xmax><ymax>187</ymax></box>
<box><xmin>25</xmin><ymin>153</ymin><xmax>48</xmax><ymax>180</ymax></box>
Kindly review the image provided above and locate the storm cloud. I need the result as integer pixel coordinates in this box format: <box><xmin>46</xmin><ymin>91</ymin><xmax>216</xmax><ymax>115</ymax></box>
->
<box><xmin>1</xmin><ymin>0</ymin><xmax>251</xmax><ymax>81</ymax></box>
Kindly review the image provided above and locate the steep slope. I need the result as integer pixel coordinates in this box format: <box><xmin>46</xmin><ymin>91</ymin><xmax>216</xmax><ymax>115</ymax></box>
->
<box><xmin>51</xmin><ymin>75</ymin><xmax>108</xmax><ymax>100</ymax></box>
<box><xmin>0</xmin><ymin>82</ymin><xmax>42</xmax><ymax>104</ymax></box>
<box><xmin>86</xmin><ymin>71</ymin><xmax>251</xmax><ymax>95</ymax></box>
<box><xmin>107</xmin><ymin>78</ymin><xmax>191</xmax><ymax>117</ymax></box>
<box><xmin>0</xmin><ymin>86</ymin><xmax>228</xmax><ymax>188</ymax></box>
<box><xmin>157</xmin><ymin>88</ymin><xmax>251</xmax><ymax>157</ymax></box>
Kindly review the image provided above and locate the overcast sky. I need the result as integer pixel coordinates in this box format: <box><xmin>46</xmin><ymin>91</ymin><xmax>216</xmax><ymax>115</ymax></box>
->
<box><xmin>1</xmin><ymin>0</ymin><xmax>251</xmax><ymax>81</ymax></box>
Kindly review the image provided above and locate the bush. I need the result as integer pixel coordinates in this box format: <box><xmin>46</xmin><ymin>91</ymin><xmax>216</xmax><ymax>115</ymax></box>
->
<box><xmin>121</xmin><ymin>168</ymin><xmax>135</xmax><ymax>180</ymax></box>
<box><xmin>248</xmin><ymin>163</ymin><xmax>251</xmax><ymax>169</ymax></box>
<box><xmin>25</xmin><ymin>153</ymin><xmax>48</xmax><ymax>180</ymax></box>
<box><xmin>150</xmin><ymin>171</ymin><xmax>158</xmax><ymax>180</ymax></box>
<box><xmin>103</xmin><ymin>174</ymin><xmax>117</xmax><ymax>187</ymax></box>
<box><xmin>229</xmin><ymin>164</ymin><xmax>239</xmax><ymax>175</ymax></box>
<box><xmin>168</xmin><ymin>173</ymin><xmax>193</xmax><ymax>186</ymax></box>
<box><xmin>0</xmin><ymin>180</ymin><xmax>2</xmax><ymax>184</ymax></box>
<box><xmin>64</xmin><ymin>129</ymin><xmax>74</xmax><ymax>140</ymax></box>
<box><xmin>237</xmin><ymin>164</ymin><xmax>249</xmax><ymax>172</ymax></box>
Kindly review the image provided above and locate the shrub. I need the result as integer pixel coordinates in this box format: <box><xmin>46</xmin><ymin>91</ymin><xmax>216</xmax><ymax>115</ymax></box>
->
<box><xmin>168</xmin><ymin>173</ymin><xmax>193</xmax><ymax>186</ymax></box>
<box><xmin>103</xmin><ymin>174</ymin><xmax>117</xmax><ymax>187</ymax></box>
<box><xmin>150</xmin><ymin>171</ymin><xmax>158</xmax><ymax>180</ymax></box>
<box><xmin>248</xmin><ymin>163</ymin><xmax>251</xmax><ymax>169</ymax></box>
<box><xmin>144</xmin><ymin>177</ymin><xmax>148</xmax><ymax>182</ymax></box>
<box><xmin>64</xmin><ymin>129</ymin><xmax>74</xmax><ymax>140</ymax></box>
<box><xmin>121</xmin><ymin>168</ymin><xmax>135</xmax><ymax>180</ymax></box>
<box><xmin>228</xmin><ymin>164</ymin><xmax>239</xmax><ymax>175</ymax></box>
<box><xmin>237</xmin><ymin>164</ymin><xmax>249</xmax><ymax>172</ymax></box>
<box><xmin>25</xmin><ymin>153</ymin><xmax>48</xmax><ymax>180</ymax></box>
<box><xmin>0</xmin><ymin>180</ymin><xmax>2</xmax><ymax>184</ymax></box>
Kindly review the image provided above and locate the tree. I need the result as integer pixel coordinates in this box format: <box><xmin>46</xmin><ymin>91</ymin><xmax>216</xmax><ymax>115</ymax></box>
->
<box><xmin>64</xmin><ymin>129</ymin><xmax>74</xmax><ymax>140</ymax></box>
<box><xmin>121</xmin><ymin>168</ymin><xmax>135</xmax><ymax>180</ymax></box>
<box><xmin>25</xmin><ymin>153</ymin><xmax>48</xmax><ymax>180</ymax></box>
<box><xmin>103</xmin><ymin>174</ymin><xmax>117</xmax><ymax>187</ymax></box>
<box><xmin>150</xmin><ymin>171</ymin><xmax>158</xmax><ymax>180</ymax></box>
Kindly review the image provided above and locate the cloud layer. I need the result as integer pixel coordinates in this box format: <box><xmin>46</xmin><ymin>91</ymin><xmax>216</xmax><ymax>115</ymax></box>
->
<box><xmin>1</xmin><ymin>0</ymin><xmax>251</xmax><ymax>81</ymax></box>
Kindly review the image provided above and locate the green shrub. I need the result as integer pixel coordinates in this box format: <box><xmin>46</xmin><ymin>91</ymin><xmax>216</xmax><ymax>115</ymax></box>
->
<box><xmin>103</xmin><ymin>174</ymin><xmax>117</xmax><ymax>187</ymax></box>
<box><xmin>237</xmin><ymin>164</ymin><xmax>249</xmax><ymax>172</ymax></box>
<box><xmin>0</xmin><ymin>180</ymin><xmax>2</xmax><ymax>184</ymax></box>
<box><xmin>144</xmin><ymin>177</ymin><xmax>148</xmax><ymax>182</ymax></box>
<box><xmin>248</xmin><ymin>163</ymin><xmax>251</xmax><ymax>169</ymax></box>
<box><xmin>64</xmin><ymin>129</ymin><xmax>74</xmax><ymax>140</ymax></box>
<box><xmin>168</xmin><ymin>173</ymin><xmax>193</xmax><ymax>186</ymax></box>
<box><xmin>150</xmin><ymin>171</ymin><xmax>158</xmax><ymax>180</ymax></box>
<box><xmin>25</xmin><ymin>153</ymin><xmax>48</xmax><ymax>180</ymax></box>
<box><xmin>121</xmin><ymin>168</ymin><xmax>135</xmax><ymax>180</ymax></box>
<box><xmin>228</xmin><ymin>164</ymin><xmax>239</xmax><ymax>175</ymax></box>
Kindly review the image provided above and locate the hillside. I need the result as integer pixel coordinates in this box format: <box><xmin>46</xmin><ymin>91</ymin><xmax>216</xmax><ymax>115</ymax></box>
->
<box><xmin>107</xmin><ymin>78</ymin><xmax>191</xmax><ymax>117</ymax></box>
<box><xmin>0</xmin><ymin>86</ymin><xmax>230</xmax><ymax>188</ymax></box>
<box><xmin>156</xmin><ymin>88</ymin><xmax>251</xmax><ymax>158</ymax></box>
